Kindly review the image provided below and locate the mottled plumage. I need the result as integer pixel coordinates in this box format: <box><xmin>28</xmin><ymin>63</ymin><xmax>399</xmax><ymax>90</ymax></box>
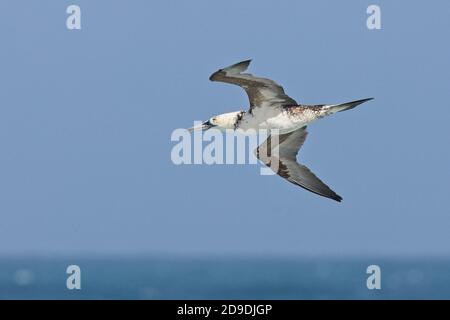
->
<box><xmin>255</xmin><ymin>126</ymin><xmax>342</xmax><ymax>202</ymax></box>
<box><xmin>191</xmin><ymin>59</ymin><xmax>373</xmax><ymax>202</ymax></box>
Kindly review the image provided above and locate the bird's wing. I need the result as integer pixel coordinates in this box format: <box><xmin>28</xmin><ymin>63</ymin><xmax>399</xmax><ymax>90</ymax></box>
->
<box><xmin>255</xmin><ymin>126</ymin><xmax>343</xmax><ymax>202</ymax></box>
<box><xmin>209</xmin><ymin>59</ymin><xmax>297</xmax><ymax>110</ymax></box>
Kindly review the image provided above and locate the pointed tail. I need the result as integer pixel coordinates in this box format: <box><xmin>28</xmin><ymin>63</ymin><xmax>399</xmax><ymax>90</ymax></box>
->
<box><xmin>326</xmin><ymin>98</ymin><xmax>374</xmax><ymax>114</ymax></box>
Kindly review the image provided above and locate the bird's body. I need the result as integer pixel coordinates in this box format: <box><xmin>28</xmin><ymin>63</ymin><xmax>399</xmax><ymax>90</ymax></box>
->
<box><xmin>189</xmin><ymin>59</ymin><xmax>373</xmax><ymax>202</ymax></box>
<box><xmin>238</xmin><ymin>104</ymin><xmax>329</xmax><ymax>134</ymax></box>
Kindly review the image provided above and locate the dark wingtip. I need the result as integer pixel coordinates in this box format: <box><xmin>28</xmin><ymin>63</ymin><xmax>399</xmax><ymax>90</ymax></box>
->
<box><xmin>209</xmin><ymin>71</ymin><xmax>219</xmax><ymax>81</ymax></box>
<box><xmin>228</xmin><ymin>59</ymin><xmax>252</xmax><ymax>73</ymax></box>
<box><xmin>209</xmin><ymin>59</ymin><xmax>252</xmax><ymax>81</ymax></box>
<box><xmin>328</xmin><ymin>191</ymin><xmax>343</xmax><ymax>202</ymax></box>
<box><xmin>238</xmin><ymin>59</ymin><xmax>252</xmax><ymax>67</ymax></box>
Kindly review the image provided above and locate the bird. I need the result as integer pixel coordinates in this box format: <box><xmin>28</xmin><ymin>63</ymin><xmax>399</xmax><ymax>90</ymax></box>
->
<box><xmin>189</xmin><ymin>59</ymin><xmax>373</xmax><ymax>202</ymax></box>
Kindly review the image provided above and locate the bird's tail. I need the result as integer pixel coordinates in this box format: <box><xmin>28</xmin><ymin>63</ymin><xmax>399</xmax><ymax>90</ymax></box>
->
<box><xmin>325</xmin><ymin>98</ymin><xmax>374</xmax><ymax>114</ymax></box>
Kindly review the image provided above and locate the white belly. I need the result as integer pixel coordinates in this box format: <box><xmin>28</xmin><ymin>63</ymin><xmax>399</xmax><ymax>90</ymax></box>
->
<box><xmin>238</xmin><ymin>108</ymin><xmax>317</xmax><ymax>134</ymax></box>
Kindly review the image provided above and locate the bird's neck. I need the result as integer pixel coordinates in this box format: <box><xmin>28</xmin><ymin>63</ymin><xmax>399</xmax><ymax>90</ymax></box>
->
<box><xmin>234</xmin><ymin>110</ymin><xmax>245</xmax><ymax>128</ymax></box>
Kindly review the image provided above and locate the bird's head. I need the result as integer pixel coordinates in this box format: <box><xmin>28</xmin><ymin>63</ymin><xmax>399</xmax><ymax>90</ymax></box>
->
<box><xmin>188</xmin><ymin>110</ymin><xmax>245</xmax><ymax>132</ymax></box>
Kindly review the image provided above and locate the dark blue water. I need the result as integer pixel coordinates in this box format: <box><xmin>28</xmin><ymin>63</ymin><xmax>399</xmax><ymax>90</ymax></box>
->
<box><xmin>1</xmin><ymin>256</ymin><xmax>449</xmax><ymax>299</ymax></box>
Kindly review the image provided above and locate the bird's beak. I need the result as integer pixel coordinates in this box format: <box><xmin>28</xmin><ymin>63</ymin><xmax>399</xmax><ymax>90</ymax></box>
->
<box><xmin>188</xmin><ymin>120</ymin><xmax>216</xmax><ymax>132</ymax></box>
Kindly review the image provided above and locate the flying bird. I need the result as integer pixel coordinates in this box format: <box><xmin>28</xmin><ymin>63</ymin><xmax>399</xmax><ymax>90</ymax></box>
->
<box><xmin>189</xmin><ymin>59</ymin><xmax>373</xmax><ymax>202</ymax></box>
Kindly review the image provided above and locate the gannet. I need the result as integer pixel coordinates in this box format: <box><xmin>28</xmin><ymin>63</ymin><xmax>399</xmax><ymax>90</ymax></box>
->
<box><xmin>189</xmin><ymin>59</ymin><xmax>373</xmax><ymax>202</ymax></box>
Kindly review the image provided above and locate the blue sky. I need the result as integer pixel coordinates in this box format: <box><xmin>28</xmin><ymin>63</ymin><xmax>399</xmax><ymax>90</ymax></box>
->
<box><xmin>1</xmin><ymin>0</ymin><xmax>449</xmax><ymax>256</ymax></box>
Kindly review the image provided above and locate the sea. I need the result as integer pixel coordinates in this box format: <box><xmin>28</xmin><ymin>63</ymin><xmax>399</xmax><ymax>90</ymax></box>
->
<box><xmin>1</xmin><ymin>256</ymin><xmax>449</xmax><ymax>299</ymax></box>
